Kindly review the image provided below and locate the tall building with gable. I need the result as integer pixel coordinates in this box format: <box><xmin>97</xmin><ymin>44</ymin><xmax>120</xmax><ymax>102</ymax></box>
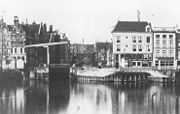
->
<box><xmin>112</xmin><ymin>21</ymin><xmax>153</xmax><ymax>68</ymax></box>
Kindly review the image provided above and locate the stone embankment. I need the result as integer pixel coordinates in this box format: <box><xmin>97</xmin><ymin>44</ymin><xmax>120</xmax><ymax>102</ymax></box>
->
<box><xmin>71</xmin><ymin>67</ymin><xmax>175</xmax><ymax>83</ymax></box>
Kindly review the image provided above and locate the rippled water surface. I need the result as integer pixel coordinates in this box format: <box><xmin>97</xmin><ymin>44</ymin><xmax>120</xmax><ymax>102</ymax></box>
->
<box><xmin>0</xmin><ymin>79</ymin><xmax>179</xmax><ymax>114</ymax></box>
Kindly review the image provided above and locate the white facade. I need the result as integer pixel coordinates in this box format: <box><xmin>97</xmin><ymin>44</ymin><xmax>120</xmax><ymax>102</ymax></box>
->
<box><xmin>11</xmin><ymin>47</ymin><xmax>26</xmax><ymax>62</ymax></box>
<box><xmin>153</xmin><ymin>31</ymin><xmax>177</xmax><ymax>69</ymax></box>
<box><xmin>112</xmin><ymin>32</ymin><xmax>153</xmax><ymax>67</ymax></box>
<box><xmin>113</xmin><ymin>32</ymin><xmax>153</xmax><ymax>54</ymax></box>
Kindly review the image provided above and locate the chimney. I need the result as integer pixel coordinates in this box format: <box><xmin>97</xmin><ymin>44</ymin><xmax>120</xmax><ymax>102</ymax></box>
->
<box><xmin>43</xmin><ymin>24</ymin><xmax>47</xmax><ymax>31</ymax></box>
<box><xmin>49</xmin><ymin>25</ymin><xmax>53</xmax><ymax>32</ymax></box>
<box><xmin>14</xmin><ymin>16</ymin><xmax>19</xmax><ymax>26</ymax></box>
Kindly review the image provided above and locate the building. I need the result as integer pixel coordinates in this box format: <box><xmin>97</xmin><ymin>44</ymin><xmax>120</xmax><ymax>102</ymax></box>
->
<box><xmin>70</xmin><ymin>43</ymin><xmax>96</xmax><ymax>67</ymax></box>
<box><xmin>23</xmin><ymin>21</ymin><xmax>70</xmax><ymax>69</ymax></box>
<box><xmin>8</xmin><ymin>16</ymin><xmax>26</xmax><ymax>69</ymax></box>
<box><xmin>112</xmin><ymin>21</ymin><xmax>153</xmax><ymax>68</ymax></box>
<box><xmin>153</xmin><ymin>27</ymin><xmax>177</xmax><ymax>70</ymax></box>
<box><xmin>95</xmin><ymin>42</ymin><xmax>113</xmax><ymax>67</ymax></box>
<box><xmin>0</xmin><ymin>18</ymin><xmax>18</xmax><ymax>70</ymax></box>
<box><xmin>177</xmin><ymin>30</ymin><xmax>180</xmax><ymax>69</ymax></box>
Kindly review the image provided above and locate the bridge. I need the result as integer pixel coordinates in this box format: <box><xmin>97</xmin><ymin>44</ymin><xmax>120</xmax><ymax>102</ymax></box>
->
<box><xmin>25</xmin><ymin>41</ymin><xmax>70</xmax><ymax>80</ymax></box>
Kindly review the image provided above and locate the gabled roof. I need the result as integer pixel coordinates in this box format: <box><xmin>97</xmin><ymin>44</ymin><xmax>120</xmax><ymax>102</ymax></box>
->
<box><xmin>112</xmin><ymin>21</ymin><xmax>149</xmax><ymax>33</ymax></box>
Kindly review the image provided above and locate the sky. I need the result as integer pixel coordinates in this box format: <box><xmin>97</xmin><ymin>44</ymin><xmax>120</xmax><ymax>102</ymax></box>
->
<box><xmin>1</xmin><ymin>0</ymin><xmax>180</xmax><ymax>43</ymax></box>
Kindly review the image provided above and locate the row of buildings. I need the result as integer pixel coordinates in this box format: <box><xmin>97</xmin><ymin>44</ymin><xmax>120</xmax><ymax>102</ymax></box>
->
<box><xmin>112</xmin><ymin>20</ymin><xmax>180</xmax><ymax>70</ymax></box>
<box><xmin>0</xmin><ymin>16</ymin><xmax>113</xmax><ymax>70</ymax></box>
<box><xmin>0</xmin><ymin>16</ymin><xmax>69</xmax><ymax>70</ymax></box>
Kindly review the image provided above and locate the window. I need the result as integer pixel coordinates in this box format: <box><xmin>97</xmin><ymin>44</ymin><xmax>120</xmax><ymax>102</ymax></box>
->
<box><xmin>162</xmin><ymin>50</ymin><xmax>166</xmax><ymax>57</ymax></box>
<box><xmin>20</xmin><ymin>48</ymin><xmax>23</xmax><ymax>53</ymax></box>
<box><xmin>169</xmin><ymin>61</ymin><xmax>174</xmax><ymax>66</ymax></box>
<box><xmin>162</xmin><ymin>38</ymin><xmax>166</xmax><ymax>48</ymax></box>
<box><xmin>146</xmin><ymin>45</ymin><xmax>150</xmax><ymax>52</ymax></box>
<box><xmin>146</xmin><ymin>37</ymin><xmax>150</xmax><ymax>43</ymax></box>
<box><xmin>169</xmin><ymin>37</ymin><xmax>173</xmax><ymax>48</ymax></box>
<box><xmin>165</xmin><ymin>61</ymin><xmax>169</xmax><ymax>66</ymax></box>
<box><xmin>156</xmin><ymin>50</ymin><xmax>160</xmax><ymax>57</ymax></box>
<box><xmin>132</xmin><ymin>45</ymin><xmax>136</xmax><ymax>51</ymax></box>
<box><xmin>138</xmin><ymin>45</ymin><xmax>142</xmax><ymax>51</ymax></box>
<box><xmin>169</xmin><ymin>50</ymin><xmax>173</xmax><ymax>57</ymax></box>
<box><xmin>116</xmin><ymin>54</ymin><xmax>119</xmax><ymax>60</ymax></box>
<box><xmin>156</xmin><ymin>38</ymin><xmax>160</xmax><ymax>48</ymax></box>
<box><xmin>138</xmin><ymin>54</ymin><xmax>143</xmax><ymax>60</ymax></box>
<box><xmin>117</xmin><ymin>36</ymin><xmax>120</xmax><ymax>43</ymax></box>
<box><xmin>132</xmin><ymin>54</ymin><xmax>137</xmax><ymax>60</ymax></box>
<box><xmin>132</xmin><ymin>62</ymin><xmax>136</xmax><ymax>66</ymax></box>
<box><xmin>156</xmin><ymin>34</ymin><xmax>160</xmax><ymax>38</ymax></box>
<box><xmin>155</xmin><ymin>60</ymin><xmax>159</xmax><ymax>66</ymax></box>
<box><xmin>169</xmin><ymin>35</ymin><xmax>173</xmax><ymax>38</ymax></box>
<box><xmin>15</xmin><ymin>48</ymin><xmax>17</xmax><ymax>53</ymax></box>
<box><xmin>132</xmin><ymin>36</ymin><xmax>136</xmax><ymax>43</ymax></box>
<box><xmin>137</xmin><ymin>62</ymin><xmax>141</xmax><ymax>66</ymax></box>
<box><xmin>144</xmin><ymin>54</ymin><xmax>148</xmax><ymax>60</ymax></box>
<box><xmin>160</xmin><ymin>61</ymin><xmax>165</xmax><ymax>66</ymax></box>
<box><xmin>148</xmin><ymin>54</ymin><xmax>152</xmax><ymax>60</ymax></box>
<box><xmin>163</xmin><ymin>35</ymin><xmax>166</xmax><ymax>38</ymax></box>
<box><xmin>18</xmin><ymin>56</ymin><xmax>20</xmax><ymax>59</ymax></box>
<box><xmin>138</xmin><ymin>36</ymin><xmax>142</xmax><ymax>43</ymax></box>
<box><xmin>22</xmin><ymin>56</ymin><xmax>24</xmax><ymax>60</ymax></box>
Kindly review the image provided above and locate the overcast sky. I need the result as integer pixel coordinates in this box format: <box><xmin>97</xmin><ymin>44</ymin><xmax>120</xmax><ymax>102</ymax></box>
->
<box><xmin>1</xmin><ymin>0</ymin><xmax>180</xmax><ymax>43</ymax></box>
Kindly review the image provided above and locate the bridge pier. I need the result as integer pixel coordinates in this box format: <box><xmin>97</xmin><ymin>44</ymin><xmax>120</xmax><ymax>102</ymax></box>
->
<box><xmin>49</xmin><ymin>64</ymin><xmax>70</xmax><ymax>81</ymax></box>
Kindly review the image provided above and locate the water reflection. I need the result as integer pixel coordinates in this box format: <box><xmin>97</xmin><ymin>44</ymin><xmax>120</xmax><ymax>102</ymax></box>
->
<box><xmin>0</xmin><ymin>81</ymin><xmax>24</xmax><ymax>114</ymax></box>
<box><xmin>49</xmin><ymin>79</ymin><xmax>70</xmax><ymax>114</ymax></box>
<box><xmin>0</xmin><ymin>80</ymin><xmax>180</xmax><ymax>114</ymax></box>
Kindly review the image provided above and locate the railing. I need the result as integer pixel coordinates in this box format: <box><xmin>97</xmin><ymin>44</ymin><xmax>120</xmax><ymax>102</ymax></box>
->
<box><xmin>120</xmin><ymin>67</ymin><xmax>153</xmax><ymax>72</ymax></box>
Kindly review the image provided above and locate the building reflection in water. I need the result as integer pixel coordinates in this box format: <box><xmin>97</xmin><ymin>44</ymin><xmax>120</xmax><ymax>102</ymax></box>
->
<box><xmin>49</xmin><ymin>78</ymin><xmax>70</xmax><ymax>114</ymax></box>
<box><xmin>0</xmin><ymin>79</ymin><xmax>180</xmax><ymax>114</ymax></box>
<box><xmin>67</xmin><ymin>82</ymin><xmax>180</xmax><ymax>114</ymax></box>
<box><xmin>0</xmin><ymin>80</ymin><xmax>24</xmax><ymax>114</ymax></box>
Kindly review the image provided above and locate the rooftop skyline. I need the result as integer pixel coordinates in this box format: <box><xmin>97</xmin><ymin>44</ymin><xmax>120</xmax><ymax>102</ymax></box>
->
<box><xmin>1</xmin><ymin>0</ymin><xmax>180</xmax><ymax>43</ymax></box>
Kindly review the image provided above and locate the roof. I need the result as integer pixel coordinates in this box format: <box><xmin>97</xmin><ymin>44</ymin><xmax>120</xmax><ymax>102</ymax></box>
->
<box><xmin>72</xmin><ymin>43</ymin><xmax>96</xmax><ymax>54</ymax></box>
<box><xmin>112</xmin><ymin>21</ymin><xmax>149</xmax><ymax>33</ymax></box>
<box><xmin>22</xmin><ymin>24</ymin><xmax>40</xmax><ymax>35</ymax></box>
<box><xmin>153</xmin><ymin>27</ymin><xmax>176</xmax><ymax>33</ymax></box>
<box><xmin>95</xmin><ymin>42</ymin><xmax>113</xmax><ymax>51</ymax></box>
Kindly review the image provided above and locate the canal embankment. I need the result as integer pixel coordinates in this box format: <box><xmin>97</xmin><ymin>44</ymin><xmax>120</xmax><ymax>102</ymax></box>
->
<box><xmin>71</xmin><ymin>67</ymin><xmax>177</xmax><ymax>83</ymax></box>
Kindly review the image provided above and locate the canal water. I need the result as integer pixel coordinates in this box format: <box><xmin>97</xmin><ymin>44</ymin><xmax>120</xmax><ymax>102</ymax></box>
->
<box><xmin>0</xmin><ymin>79</ymin><xmax>180</xmax><ymax>114</ymax></box>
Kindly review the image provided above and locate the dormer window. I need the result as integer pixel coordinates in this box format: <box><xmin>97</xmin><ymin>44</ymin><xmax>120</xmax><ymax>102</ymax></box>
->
<box><xmin>146</xmin><ymin>24</ymin><xmax>151</xmax><ymax>32</ymax></box>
